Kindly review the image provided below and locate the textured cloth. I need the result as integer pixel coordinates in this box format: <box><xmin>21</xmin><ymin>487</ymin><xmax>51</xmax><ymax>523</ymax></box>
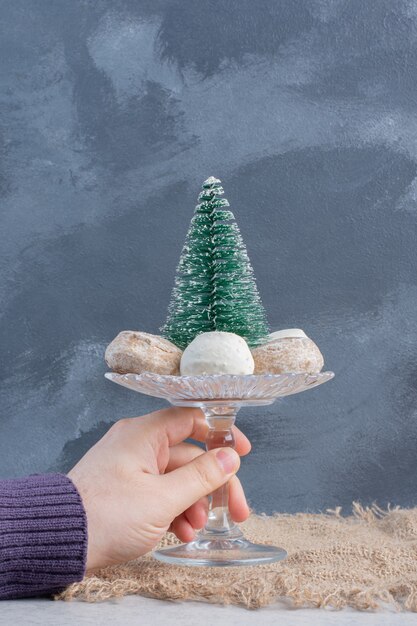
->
<box><xmin>58</xmin><ymin>503</ymin><xmax>417</xmax><ymax>612</ymax></box>
<box><xmin>0</xmin><ymin>473</ymin><xmax>87</xmax><ymax>600</ymax></box>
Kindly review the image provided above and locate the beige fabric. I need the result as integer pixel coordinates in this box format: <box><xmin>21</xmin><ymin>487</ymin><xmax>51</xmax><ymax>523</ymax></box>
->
<box><xmin>57</xmin><ymin>504</ymin><xmax>417</xmax><ymax>611</ymax></box>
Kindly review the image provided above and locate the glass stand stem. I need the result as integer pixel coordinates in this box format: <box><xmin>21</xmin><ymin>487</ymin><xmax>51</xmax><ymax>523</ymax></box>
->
<box><xmin>198</xmin><ymin>405</ymin><xmax>243</xmax><ymax>540</ymax></box>
<box><xmin>153</xmin><ymin>402</ymin><xmax>287</xmax><ymax>565</ymax></box>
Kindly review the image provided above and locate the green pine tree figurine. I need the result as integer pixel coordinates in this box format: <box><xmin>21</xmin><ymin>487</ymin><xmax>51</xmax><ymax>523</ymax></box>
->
<box><xmin>161</xmin><ymin>176</ymin><xmax>269</xmax><ymax>349</ymax></box>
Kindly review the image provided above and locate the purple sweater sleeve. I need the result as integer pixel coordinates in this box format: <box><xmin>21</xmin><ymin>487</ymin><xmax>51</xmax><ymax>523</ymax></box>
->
<box><xmin>0</xmin><ymin>473</ymin><xmax>87</xmax><ymax>600</ymax></box>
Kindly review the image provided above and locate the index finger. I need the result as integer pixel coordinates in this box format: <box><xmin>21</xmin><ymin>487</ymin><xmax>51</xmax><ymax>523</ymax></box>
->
<box><xmin>140</xmin><ymin>407</ymin><xmax>251</xmax><ymax>455</ymax></box>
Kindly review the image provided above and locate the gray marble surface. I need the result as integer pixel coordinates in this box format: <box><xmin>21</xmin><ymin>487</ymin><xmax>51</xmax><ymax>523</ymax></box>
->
<box><xmin>2</xmin><ymin>0</ymin><xmax>417</xmax><ymax>515</ymax></box>
<box><xmin>1</xmin><ymin>596</ymin><xmax>415</xmax><ymax>626</ymax></box>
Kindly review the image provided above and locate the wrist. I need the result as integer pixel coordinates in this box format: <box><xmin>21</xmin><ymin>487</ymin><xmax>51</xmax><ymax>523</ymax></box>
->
<box><xmin>67</xmin><ymin>469</ymin><xmax>100</xmax><ymax>572</ymax></box>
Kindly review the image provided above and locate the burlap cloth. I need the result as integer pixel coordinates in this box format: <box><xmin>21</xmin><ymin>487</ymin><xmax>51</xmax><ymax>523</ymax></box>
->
<box><xmin>57</xmin><ymin>503</ymin><xmax>417</xmax><ymax>611</ymax></box>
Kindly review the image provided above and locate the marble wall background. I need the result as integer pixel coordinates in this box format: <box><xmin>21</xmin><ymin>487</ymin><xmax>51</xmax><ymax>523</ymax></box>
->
<box><xmin>1</xmin><ymin>0</ymin><xmax>417</xmax><ymax>513</ymax></box>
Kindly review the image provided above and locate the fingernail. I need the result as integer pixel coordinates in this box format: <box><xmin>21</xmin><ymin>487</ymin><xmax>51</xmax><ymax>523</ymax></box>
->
<box><xmin>216</xmin><ymin>448</ymin><xmax>238</xmax><ymax>474</ymax></box>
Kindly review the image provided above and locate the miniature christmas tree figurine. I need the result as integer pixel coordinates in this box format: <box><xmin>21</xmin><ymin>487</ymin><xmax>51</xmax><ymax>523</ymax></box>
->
<box><xmin>161</xmin><ymin>176</ymin><xmax>269</xmax><ymax>350</ymax></box>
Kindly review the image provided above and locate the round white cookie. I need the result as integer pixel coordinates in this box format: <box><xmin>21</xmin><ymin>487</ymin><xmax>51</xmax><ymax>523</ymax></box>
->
<box><xmin>252</xmin><ymin>329</ymin><xmax>324</xmax><ymax>374</ymax></box>
<box><xmin>180</xmin><ymin>331</ymin><xmax>254</xmax><ymax>375</ymax></box>
<box><xmin>105</xmin><ymin>331</ymin><xmax>182</xmax><ymax>375</ymax></box>
<box><xmin>268</xmin><ymin>328</ymin><xmax>307</xmax><ymax>340</ymax></box>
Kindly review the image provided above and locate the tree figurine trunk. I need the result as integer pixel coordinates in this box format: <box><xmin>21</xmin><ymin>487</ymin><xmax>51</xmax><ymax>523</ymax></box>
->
<box><xmin>161</xmin><ymin>177</ymin><xmax>269</xmax><ymax>350</ymax></box>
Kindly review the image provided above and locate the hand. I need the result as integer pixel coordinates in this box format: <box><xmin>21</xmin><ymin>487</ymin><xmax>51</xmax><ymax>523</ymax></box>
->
<box><xmin>68</xmin><ymin>407</ymin><xmax>251</xmax><ymax>571</ymax></box>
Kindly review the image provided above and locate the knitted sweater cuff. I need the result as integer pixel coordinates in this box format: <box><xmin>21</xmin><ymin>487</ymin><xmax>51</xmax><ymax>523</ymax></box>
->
<box><xmin>0</xmin><ymin>473</ymin><xmax>87</xmax><ymax>600</ymax></box>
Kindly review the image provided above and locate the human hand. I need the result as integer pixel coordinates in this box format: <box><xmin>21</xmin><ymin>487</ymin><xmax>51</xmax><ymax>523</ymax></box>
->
<box><xmin>68</xmin><ymin>407</ymin><xmax>251</xmax><ymax>571</ymax></box>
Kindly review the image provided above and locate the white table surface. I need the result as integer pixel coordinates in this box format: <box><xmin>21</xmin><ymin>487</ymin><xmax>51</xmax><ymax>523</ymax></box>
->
<box><xmin>1</xmin><ymin>596</ymin><xmax>415</xmax><ymax>626</ymax></box>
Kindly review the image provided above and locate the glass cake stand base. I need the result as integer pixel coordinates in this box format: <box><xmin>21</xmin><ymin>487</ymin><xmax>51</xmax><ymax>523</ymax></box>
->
<box><xmin>154</xmin><ymin>534</ymin><xmax>287</xmax><ymax>567</ymax></box>
<box><xmin>105</xmin><ymin>370</ymin><xmax>334</xmax><ymax>567</ymax></box>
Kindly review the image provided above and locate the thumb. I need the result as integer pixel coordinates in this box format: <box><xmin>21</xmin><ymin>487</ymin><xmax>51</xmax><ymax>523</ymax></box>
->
<box><xmin>161</xmin><ymin>447</ymin><xmax>240</xmax><ymax>518</ymax></box>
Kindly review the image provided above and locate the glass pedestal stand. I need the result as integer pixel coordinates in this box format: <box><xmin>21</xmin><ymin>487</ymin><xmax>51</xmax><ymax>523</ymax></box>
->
<box><xmin>155</xmin><ymin>402</ymin><xmax>287</xmax><ymax>566</ymax></box>
<box><xmin>105</xmin><ymin>370</ymin><xmax>334</xmax><ymax>567</ymax></box>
